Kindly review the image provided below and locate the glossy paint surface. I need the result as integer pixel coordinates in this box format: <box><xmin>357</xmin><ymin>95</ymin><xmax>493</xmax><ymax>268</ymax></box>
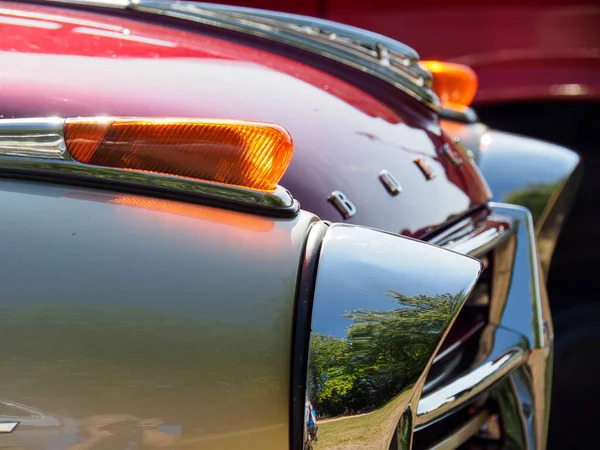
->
<box><xmin>304</xmin><ymin>224</ymin><xmax>482</xmax><ymax>449</ymax></box>
<box><xmin>0</xmin><ymin>1</ymin><xmax>490</xmax><ymax>238</ymax></box>
<box><xmin>0</xmin><ymin>178</ymin><xmax>316</xmax><ymax>450</ymax></box>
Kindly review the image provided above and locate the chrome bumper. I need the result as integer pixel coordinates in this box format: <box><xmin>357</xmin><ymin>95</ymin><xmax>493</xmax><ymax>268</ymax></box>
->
<box><xmin>419</xmin><ymin>203</ymin><xmax>552</xmax><ymax>449</ymax></box>
<box><xmin>296</xmin><ymin>202</ymin><xmax>550</xmax><ymax>449</ymax></box>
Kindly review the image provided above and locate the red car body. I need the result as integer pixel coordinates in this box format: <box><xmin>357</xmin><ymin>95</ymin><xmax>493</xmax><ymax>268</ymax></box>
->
<box><xmin>0</xmin><ymin>1</ymin><xmax>489</xmax><ymax>238</ymax></box>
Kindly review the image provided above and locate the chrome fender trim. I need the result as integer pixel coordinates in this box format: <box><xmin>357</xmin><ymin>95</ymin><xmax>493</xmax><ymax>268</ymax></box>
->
<box><xmin>296</xmin><ymin>223</ymin><xmax>482</xmax><ymax>449</ymax></box>
<box><xmin>415</xmin><ymin>203</ymin><xmax>552</xmax><ymax>449</ymax></box>
<box><xmin>0</xmin><ymin>117</ymin><xmax>298</xmax><ymax>216</ymax></box>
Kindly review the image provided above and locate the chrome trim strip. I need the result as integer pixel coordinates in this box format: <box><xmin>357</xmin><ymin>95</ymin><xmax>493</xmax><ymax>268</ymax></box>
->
<box><xmin>422</xmin><ymin>352</ymin><xmax>463</xmax><ymax>394</ymax></box>
<box><xmin>438</xmin><ymin>106</ymin><xmax>479</xmax><ymax>124</ymax></box>
<box><xmin>0</xmin><ymin>421</ymin><xmax>19</xmax><ymax>433</ymax></box>
<box><xmin>418</xmin><ymin>203</ymin><xmax>551</xmax><ymax>447</ymax></box>
<box><xmin>487</xmin><ymin>204</ymin><xmax>551</xmax><ymax>449</ymax></box>
<box><xmin>0</xmin><ymin>118</ymin><xmax>298</xmax><ymax>215</ymax></box>
<box><xmin>123</xmin><ymin>1</ymin><xmax>441</xmax><ymax>110</ymax></box>
<box><xmin>303</xmin><ymin>224</ymin><xmax>482</xmax><ymax>448</ymax></box>
<box><xmin>487</xmin><ymin>204</ymin><xmax>546</xmax><ymax>348</ymax></box>
<box><xmin>416</xmin><ymin>325</ymin><xmax>528</xmax><ymax>428</ymax></box>
<box><xmin>429</xmin><ymin>212</ymin><xmax>512</xmax><ymax>258</ymax></box>
<box><xmin>427</xmin><ymin>410</ymin><xmax>490</xmax><ymax>450</ymax></box>
<box><xmin>432</xmin><ymin>320</ymin><xmax>484</xmax><ymax>363</ymax></box>
<box><xmin>0</xmin><ymin>117</ymin><xmax>67</xmax><ymax>159</ymax></box>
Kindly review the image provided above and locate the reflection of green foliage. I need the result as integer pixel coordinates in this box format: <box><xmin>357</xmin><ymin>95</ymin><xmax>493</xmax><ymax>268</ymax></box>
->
<box><xmin>309</xmin><ymin>291</ymin><xmax>465</xmax><ymax>416</ymax></box>
<box><xmin>495</xmin><ymin>378</ymin><xmax>526</xmax><ymax>447</ymax></box>
<box><xmin>308</xmin><ymin>334</ymin><xmax>355</xmax><ymax>410</ymax></box>
<box><xmin>504</xmin><ymin>183</ymin><xmax>556</xmax><ymax>223</ymax></box>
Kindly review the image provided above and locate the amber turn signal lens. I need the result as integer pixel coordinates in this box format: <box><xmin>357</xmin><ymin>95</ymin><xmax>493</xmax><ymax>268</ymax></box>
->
<box><xmin>64</xmin><ymin>118</ymin><xmax>294</xmax><ymax>192</ymax></box>
<box><xmin>420</xmin><ymin>61</ymin><xmax>478</xmax><ymax>111</ymax></box>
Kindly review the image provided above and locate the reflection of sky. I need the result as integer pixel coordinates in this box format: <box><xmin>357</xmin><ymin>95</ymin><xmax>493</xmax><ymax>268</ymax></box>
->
<box><xmin>417</xmin><ymin>353</ymin><xmax>514</xmax><ymax>415</ymax></box>
<box><xmin>311</xmin><ymin>227</ymin><xmax>479</xmax><ymax>338</ymax></box>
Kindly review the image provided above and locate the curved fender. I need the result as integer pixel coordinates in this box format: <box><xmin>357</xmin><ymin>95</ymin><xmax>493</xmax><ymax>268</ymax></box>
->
<box><xmin>295</xmin><ymin>224</ymin><xmax>482</xmax><ymax>449</ymax></box>
<box><xmin>0</xmin><ymin>178</ymin><xmax>316</xmax><ymax>450</ymax></box>
<box><xmin>477</xmin><ymin>130</ymin><xmax>582</xmax><ymax>275</ymax></box>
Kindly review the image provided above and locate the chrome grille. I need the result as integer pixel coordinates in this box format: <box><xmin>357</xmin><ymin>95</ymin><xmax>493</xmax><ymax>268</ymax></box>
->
<box><xmin>415</xmin><ymin>204</ymin><xmax>550</xmax><ymax>448</ymax></box>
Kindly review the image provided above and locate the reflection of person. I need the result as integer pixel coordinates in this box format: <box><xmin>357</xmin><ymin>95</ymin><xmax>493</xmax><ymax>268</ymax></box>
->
<box><xmin>66</xmin><ymin>414</ymin><xmax>180</xmax><ymax>450</ymax></box>
<box><xmin>305</xmin><ymin>401</ymin><xmax>318</xmax><ymax>443</ymax></box>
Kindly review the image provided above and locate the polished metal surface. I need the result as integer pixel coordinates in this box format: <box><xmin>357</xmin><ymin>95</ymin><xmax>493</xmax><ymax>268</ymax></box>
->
<box><xmin>124</xmin><ymin>1</ymin><xmax>442</xmax><ymax>111</ymax></box>
<box><xmin>0</xmin><ymin>118</ymin><xmax>298</xmax><ymax>214</ymax></box>
<box><xmin>0</xmin><ymin>178</ymin><xmax>316</xmax><ymax>450</ymax></box>
<box><xmin>378</xmin><ymin>169</ymin><xmax>402</xmax><ymax>196</ymax></box>
<box><xmin>487</xmin><ymin>204</ymin><xmax>547</xmax><ymax>347</ymax></box>
<box><xmin>437</xmin><ymin>106</ymin><xmax>480</xmax><ymax>125</ymax></box>
<box><xmin>439</xmin><ymin>215</ymin><xmax>512</xmax><ymax>258</ymax></box>
<box><xmin>0</xmin><ymin>117</ymin><xmax>66</xmax><ymax>159</ymax></box>
<box><xmin>0</xmin><ymin>422</ymin><xmax>19</xmax><ymax>433</ymax></box>
<box><xmin>440</xmin><ymin>143</ymin><xmax>463</xmax><ymax>168</ymax></box>
<box><xmin>422</xmin><ymin>353</ymin><xmax>463</xmax><ymax>394</ymax></box>
<box><xmin>439</xmin><ymin>120</ymin><xmax>488</xmax><ymax>165</ymax></box>
<box><xmin>427</xmin><ymin>410</ymin><xmax>490</xmax><ymax>450</ymax></box>
<box><xmin>421</xmin><ymin>203</ymin><xmax>553</xmax><ymax>448</ymax></box>
<box><xmin>487</xmin><ymin>204</ymin><xmax>553</xmax><ymax>449</ymax></box>
<box><xmin>416</xmin><ymin>325</ymin><xmax>527</xmax><ymax>427</ymax></box>
<box><xmin>414</xmin><ymin>157</ymin><xmax>435</xmax><ymax>180</ymax></box>
<box><xmin>328</xmin><ymin>190</ymin><xmax>357</xmax><ymax>219</ymax></box>
<box><xmin>303</xmin><ymin>224</ymin><xmax>482</xmax><ymax>449</ymax></box>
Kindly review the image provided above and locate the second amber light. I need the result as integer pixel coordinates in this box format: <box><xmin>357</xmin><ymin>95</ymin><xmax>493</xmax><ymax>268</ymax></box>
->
<box><xmin>421</xmin><ymin>61</ymin><xmax>478</xmax><ymax>111</ymax></box>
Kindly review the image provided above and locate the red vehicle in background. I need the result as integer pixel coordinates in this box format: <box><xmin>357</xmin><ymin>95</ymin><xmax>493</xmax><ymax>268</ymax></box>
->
<box><xmin>212</xmin><ymin>0</ymin><xmax>600</xmax><ymax>107</ymax></box>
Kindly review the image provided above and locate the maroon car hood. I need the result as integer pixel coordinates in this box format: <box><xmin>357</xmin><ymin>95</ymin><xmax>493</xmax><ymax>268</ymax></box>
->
<box><xmin>0</xmin><ymin>1</ymin><xmax>490</xmax><ymax>237</ymax></box>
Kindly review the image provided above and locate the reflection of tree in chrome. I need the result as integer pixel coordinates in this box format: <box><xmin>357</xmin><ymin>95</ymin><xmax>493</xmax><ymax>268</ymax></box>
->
<box><xmin>504</xmin><ymin>182</ymin><xmax>556</xmax><ymax>223</ymax></box>
<box><xmin>309</xmin><ymin>290</ymin><xmax>465</xmax><ymax>417</ymax></box>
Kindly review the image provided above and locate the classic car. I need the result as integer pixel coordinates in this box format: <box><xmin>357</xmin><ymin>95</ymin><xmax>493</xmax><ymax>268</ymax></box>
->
<box><xmin>198</xmin><ymin>0</ymin><xmax>599</xmax><ymax>446</ymax></box>
<box><xmin>0</xmin><ymin>1</ymin><xmax>580</xmax><ymax>449</ymax></box>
